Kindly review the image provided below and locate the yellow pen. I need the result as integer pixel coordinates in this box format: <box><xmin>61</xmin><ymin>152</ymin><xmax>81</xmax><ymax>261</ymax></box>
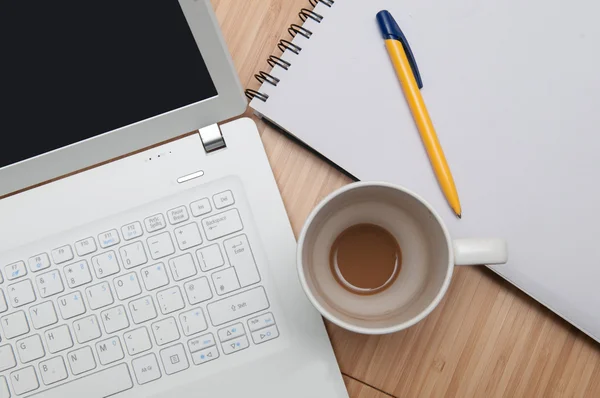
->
<box><xmin>376</xmin><ymin>10</ymin><xmax>462</xmax><ymax>218</ymax></box>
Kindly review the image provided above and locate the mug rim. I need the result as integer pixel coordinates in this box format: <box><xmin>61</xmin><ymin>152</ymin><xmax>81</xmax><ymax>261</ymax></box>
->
<box><xmin>297</xmin><ymin>181</ymin><xmax>455</xmax><ymax>335</ymax></box>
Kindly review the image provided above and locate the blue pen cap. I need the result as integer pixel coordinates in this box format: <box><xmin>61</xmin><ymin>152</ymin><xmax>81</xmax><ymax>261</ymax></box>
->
<box><xmin>376</xmin><ymin>10</ymin><xmax>423</xmax><ymax>89</ymax></box>
<box><xmin>376</xmin><ymin>10</ymin><xmax>404</xmax><ymax>41</ymax></box>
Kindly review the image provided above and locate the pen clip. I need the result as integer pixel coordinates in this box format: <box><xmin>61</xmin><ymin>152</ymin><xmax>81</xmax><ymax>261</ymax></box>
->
<box><xmin>399</xmin><ymin>34</ymin><xmax>423</xmax><ymax>89</ymax></box>
<box><xmin>376</xmin><ymin>10</ymin><xmax>423</xmax><ymax>89</ymax></box>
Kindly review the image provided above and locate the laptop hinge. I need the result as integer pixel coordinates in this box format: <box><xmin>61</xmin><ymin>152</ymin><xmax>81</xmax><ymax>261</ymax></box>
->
<box><xmin>199</xmin><ymin>124</ymin><xmax>226</xmax><ymax>153</ymax></box>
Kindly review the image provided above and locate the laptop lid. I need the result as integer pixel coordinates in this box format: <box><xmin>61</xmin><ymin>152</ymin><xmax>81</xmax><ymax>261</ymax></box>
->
<box><xmin>0</xmin><ymin>0</ymin><xmax>246</xmax><ymax>198</ymax></box>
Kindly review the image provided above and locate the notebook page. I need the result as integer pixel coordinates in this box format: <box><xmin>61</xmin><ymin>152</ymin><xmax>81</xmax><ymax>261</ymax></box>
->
<box><xmin>250</xmin><ymin>0</ymin><xmax>600</xmax><ymax>340</ymax></box>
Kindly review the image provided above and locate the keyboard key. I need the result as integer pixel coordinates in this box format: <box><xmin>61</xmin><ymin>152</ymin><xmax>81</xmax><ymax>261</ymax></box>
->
<box><xmin>124</xmin><ymin>327</ymin><xmax>152</xmax><ymax>355</ymax></box>
<box><xmin>73</xmin><ymin>315</ymin><xmax>102</xmax><ymax>343</ymax></box>
<box><xmin>188</xmin><ymin>333</ymin><xmax>216</xmax><ymax>353</ymax></box>
<box><xmin>67</xmin><ymin>346</ymin><xmax>96</xmax><ymax>375</ymax></box>
<box><xmin>223</xmin><ymin>234</ymin><xmax>261</xmax><ymax>287</ymax></box>
<box><xmin>96</xmin><ymin>336</ymin><xmax>124</xmax><ymax>365</ymax></box>
<box><xmin>36</xmin><ymin>270</ymin><xmax>64</xmax><ymax>298</ymax></box>
<box><xmin>91</xmin><ymin>251</ymin><xmax>120</xmax><ymax>278</ymax></box>
<box><xmin>174</xmin><ymin>223</ymin><xmax>203</xmax><ymax>250</ymax></box>
<box><xmin>0</xmin><ymin>290</ymin><xmax>7</xmax><ymax>313</ymax></box>
<box><xmin>75</xmin><ymin>237</ymin><xmax>97</xmax><ymax>257</ymax></box>
<box><xmin>101</xmin><ymin>305</ymin><xmax>129</xmax><ymax>334</ymax></box>
<box><xmin>167</xmin><ymin>206</ymin><xmax>189</xmax><ymax>225</ymax></box>
<box><xmin>190</xmin><ymin>198</ymin><xmax>212</xmax><ymax>217</ymax></box>
<box><xmin>144</xmin><ymin>214</ymin><xmax>166</xmax><ymax>233</ymax></box>
<box><xmin>129</xmin><ymin>296</ymin><xmax>157</xmax><ymax>324</ymax></box>
<box><xmin>156</xmin><ymin>286</ymin><xmax>185</xmax><ymax>315</ymax></box>
<box><xmin>98</xmin><ymin>229</ymin><xmax>120</xmax><ymax>249</ymax></box>
<box><xmin>57</xmin><ymin>291</ymin><xmax>85</xmax><ymax>319</ymax></box>
<box><xmin>17</xmin><ymin>334</ymin><xmax>45</xmax><ymax>363</ymax></box>
<box><xmin>132</xmin><ymin>353</ymin><xmax>161</xmax><ymax>385</ymax></box>
<box><xmin>0</xmin><ymin>376</ymin><xmax>8</xmax><ymax>398</ymax></box>
<box><xmin>0</xmin><ymin>345</ymin><xmax>16</xmax><ymax>371</ymax></box>
<box><xmin>122</xmin><ymin>221</ymin><xmax>144</xmax><ymax>241</ymax></box>
<box><xmin>196</xmin><ymin>244</ymin><xmax>225</xmax><ymax>272</ymax></box>
<box><xmin>159</xmin><ymin>344</ymin><xmax>189</xmax><ymax>375</ymax></box>
<box><xmin>85</xmin><ymin>281</ymin><xmax>114</xmax><ymax>310</ymax></box>
<box><xmin>113</xmin><ymin>272</ymin><xmax>142</xmax><ymax>300</ymax></box>
<box><xmin>152</xmin><ymin>317</ymin><xmax>180</xmax><ymax>346</ymax></box>
<box><xmin>212</xmin><ymin>267</ymin><xmax>241</xmax><ymax>295</ymax></box>
<box><xmin>217</xmin><ymin>323</ymin><xmax>245</xmax><ymax>342</ymax></box>
<box><xmin>7</xmin><ymin>279</ymin><xmax>36</xmax><ymax>308</ymax></box>
<box><xmin>201</xmin><ymin>209</ymin><xmax>243</xmax><ymax>241</ymax></box>
<box><xmin>1</xmin><ymin>311</ymin><xmax>29</xmax><ymax>339</ymax></box>
<box><xmin>207</xmin><ymin>286</ymin><xmax>270</xmax><ymax>326</ymax></box>
<box><xmin>28</xmin><ymin>363</ymin><xmax>133</xmax><ymax>397</ymax></box>
<box><xmin>51</xmin><ymin>245</ymin><xmax>73</xmax><ymax>265</ymax></box>
<box><xmin>30</xmin><ymin>301</ymin><xmax>58</xmax><ymax>329</ymax></box>
<box><xmin>184</xmin><ymin>277</ymin><xmax>213</xmax><ymax>305</ymax></box>
<box><xmin>213</xmin><ymin>190</ymin><xmax>235</xmax><ymax>209</ymax></box>
<box><xmin>222</xmin><ymin>335</ymin><xmax>249</xmax><ymax>355</ymax></box>
<box><xmin>248</xmin><ymin>312</ymin><xmax>276</xmax><ymax>332</ymax></box>
<box><xmin>147</xmin><ymin>232</ymin><xmax>175</xmax><ymax>260</ymax></box>
<box><xmin>179</xmin><ymin>308</ymin><xmax>208</xmax><ymax>336</ymax></box>
<box><xmin>141</xmin><ymin>263</ymin><xmax>169</xmax><ymax>291</ymax></box>
<box><xmin>251</xmin><ymin>325</ymin><xmax>279</xmax><ymax>345</ymax></box>
<box><xmin>39</xmin><ymin>356</ymin><xmax>68</xmax><ymax>385</ymax></box>
<box><xmin>45</xmin><ymin>325</ymin><xmax>73</xmax><ymax>353</ymax></box>
<box><xmin>64</xmin><ymin>260</ymin><xmax>93</xmax><ymax>288</ymax></box>
<box><xmin>28</xmin><ymin>253</ymin><xmax>51</xmax><ymax>273</ymax></box>
<box><xmin>5</xmin><ymin>261</ymin><xmax>26</xmax><ymax>281</ymax></box>
<box><xmin>120</xmin><ymin>241</ymin><xmax>147</xmax><ymax>269</ymax></box>
<box><xmin>169</xmin><ymin>253</ymin><xmax>197</xmax><ymax>281</ymax></box>
<box><xmin>10</xmin><ymin>366</ymin><xmax>39</xmax><ymax>395</ymax></box>
<box><xmin>191</xmin><ymin>346</ymin><xmax>219</xmax><ymax>365</ymax></box>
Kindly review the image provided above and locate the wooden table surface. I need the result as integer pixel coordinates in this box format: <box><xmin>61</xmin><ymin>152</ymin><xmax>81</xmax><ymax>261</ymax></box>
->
<box><xmin>212</xmin><ymin>0</ymin><xmax>600</xmax><ymax>396</ymax></box>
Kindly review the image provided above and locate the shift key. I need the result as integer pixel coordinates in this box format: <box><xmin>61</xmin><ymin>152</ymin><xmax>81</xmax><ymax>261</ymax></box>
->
<box><xmin>202</xmin><ymin>209</ymin><xmax>243</xmax><ymax>241</ymax></box>
<box><xmin>207</xmin><ymin>287</ymin><xmax>270</xmax><ymax>326</ymax></box>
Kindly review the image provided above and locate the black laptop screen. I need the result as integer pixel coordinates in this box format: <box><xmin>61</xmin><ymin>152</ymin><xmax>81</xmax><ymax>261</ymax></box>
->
<box><xmin>0</xmin><ymin>2</ymin><xmax>218</xmax><ymax>169</ymax></box>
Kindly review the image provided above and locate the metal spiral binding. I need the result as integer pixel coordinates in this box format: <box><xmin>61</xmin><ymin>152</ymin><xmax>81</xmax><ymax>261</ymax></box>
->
<box><xmin>310</xmin><ymin>0</ymin><xmax>334</xmax><ymax>7</ymax></box>
<box><xmin>278</xmin><ymin>39</ymin><xmax>301</xmax><ymax>55</ymax></box>
<box><xmin>244</xmin><ymin>0</ymin><xmax>333</xmax><ymax>102</ymax></box>
<box><xmin>254</xmin><ymin>71</ymin><xmax>280</xmax><ymax>85</ymax></box>
<box><xmin>266</xmin><ymin>55</ymin><xmax>291</xmax><ymax>70</ymax></box>
<box><xmin>299</xmin><ymin>8</ymin><xmax>323</xmax><ymax>23</ymax></box>
<box><xmin>288</xmin><ymin>24</ymin><xmax>312</xmax><ymax>39</ymax></box>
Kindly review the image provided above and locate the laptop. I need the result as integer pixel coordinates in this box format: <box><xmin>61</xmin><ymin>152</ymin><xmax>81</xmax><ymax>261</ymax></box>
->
<box><xmin>0</xmin><ymin>1</ymin><xmax>348</xmax><ymax>397</ymax></box>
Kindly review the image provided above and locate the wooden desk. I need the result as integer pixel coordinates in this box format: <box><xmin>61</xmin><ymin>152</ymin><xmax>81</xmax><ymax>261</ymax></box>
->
<box><xmin>212</xmin><ymin>0</ymin><xmax>600</xmax><ymax>396</ymax></box>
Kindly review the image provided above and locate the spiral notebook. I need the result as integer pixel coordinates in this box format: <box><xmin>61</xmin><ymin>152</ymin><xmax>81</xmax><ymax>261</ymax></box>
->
<box><xmin>247</xmin><ymin>0</ymin><xmax>600</xmax><ymax>341</ymax></box>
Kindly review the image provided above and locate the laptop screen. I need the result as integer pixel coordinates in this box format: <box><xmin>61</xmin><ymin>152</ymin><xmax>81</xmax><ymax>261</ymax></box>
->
<box><xmin>0</xmin><ymin>2</ymin><xmax>218</xmax><ymax>169</ymax></box>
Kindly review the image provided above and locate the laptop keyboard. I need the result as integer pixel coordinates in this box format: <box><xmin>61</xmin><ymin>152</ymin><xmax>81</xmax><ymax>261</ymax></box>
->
<box><xmin>0</xmin><ymin>186</ymin><xmax>280</xmax><ymax>397</ymax></box>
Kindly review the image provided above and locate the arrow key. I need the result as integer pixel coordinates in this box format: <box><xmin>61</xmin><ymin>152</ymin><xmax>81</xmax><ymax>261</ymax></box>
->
<box><xmin>217</xmin><ymin>323</ymin><xmax>245</xmax><ymax>342</ymax></box>
<box><xmin>251</xmin><ymin>325</ymin><xmax>279</xmax><ymax>345</ymax></box>
<box><xmin>191</xmin><ymin>346</ymin><xmax>219</xmax><ymax>365</ymax></box>
<box><xmin>221</xmin><ymin>335</ymin><xmax>249</xmax><ymax>355</ymax></box>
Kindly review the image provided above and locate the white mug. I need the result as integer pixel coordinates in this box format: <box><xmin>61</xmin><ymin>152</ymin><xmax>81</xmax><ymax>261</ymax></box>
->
<box><xmin>297</xmin><ymin>181</ymin><xmax>508</xmax><ymax>335</ymax></box>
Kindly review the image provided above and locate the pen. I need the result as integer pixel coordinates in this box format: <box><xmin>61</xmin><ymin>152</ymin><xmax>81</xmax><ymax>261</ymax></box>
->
<box><xmin>376</xmin><ymin>10</ymin><xmax>462</xmax><ymax>218</ymax></box>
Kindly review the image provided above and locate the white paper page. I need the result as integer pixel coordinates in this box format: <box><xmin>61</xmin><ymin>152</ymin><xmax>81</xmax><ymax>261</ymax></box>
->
<box><xmin>251</xmin><ymin>0</ymin><xmax>600</xmax><ymax>340</ymax></box>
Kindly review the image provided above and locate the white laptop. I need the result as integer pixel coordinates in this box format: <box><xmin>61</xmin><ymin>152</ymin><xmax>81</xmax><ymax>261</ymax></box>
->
<box><xmin>0</xmin><ymin>1</ymin><xmax>348</xmax><ymax>397</ymax></box>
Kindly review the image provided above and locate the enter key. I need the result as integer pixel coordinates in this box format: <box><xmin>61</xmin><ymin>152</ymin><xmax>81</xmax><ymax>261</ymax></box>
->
<box><xmin>223</xmin><ymin>235</ymin><xmax>261</xmax><ymax>287</ymax></box>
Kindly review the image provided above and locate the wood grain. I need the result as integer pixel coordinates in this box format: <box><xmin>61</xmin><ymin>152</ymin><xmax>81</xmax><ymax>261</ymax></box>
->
<box><xmin>214</xmin><ymin>0</ymin><xmax>600</xmax><ymax>396</ymax></box>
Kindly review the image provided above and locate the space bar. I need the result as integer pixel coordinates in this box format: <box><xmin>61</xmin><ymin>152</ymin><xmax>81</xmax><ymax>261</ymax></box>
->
<box><xmin>30</xmin><ymin>363</ymin><xmax>133</xmax><ymax>397</ymax></box>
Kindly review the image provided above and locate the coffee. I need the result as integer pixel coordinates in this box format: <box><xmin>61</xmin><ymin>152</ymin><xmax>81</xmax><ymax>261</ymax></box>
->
<box><xmin>329</xmin><ymin>223</ymin><xmax>401</xmax><ymax>295</ymax></box>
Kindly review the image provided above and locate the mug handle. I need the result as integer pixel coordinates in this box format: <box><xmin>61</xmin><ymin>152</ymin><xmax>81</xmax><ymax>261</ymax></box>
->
<box><xmin>452</xmin><ymin>238</ymin><xmax>508</xmax><ymax>266</ymax></box>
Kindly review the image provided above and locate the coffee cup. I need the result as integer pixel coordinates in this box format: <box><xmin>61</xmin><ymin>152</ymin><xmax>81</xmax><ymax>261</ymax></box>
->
<box><xmin>297</xmin><ymin>181</ymin><xmax>508</xmax><ymax>335</ymax></box>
